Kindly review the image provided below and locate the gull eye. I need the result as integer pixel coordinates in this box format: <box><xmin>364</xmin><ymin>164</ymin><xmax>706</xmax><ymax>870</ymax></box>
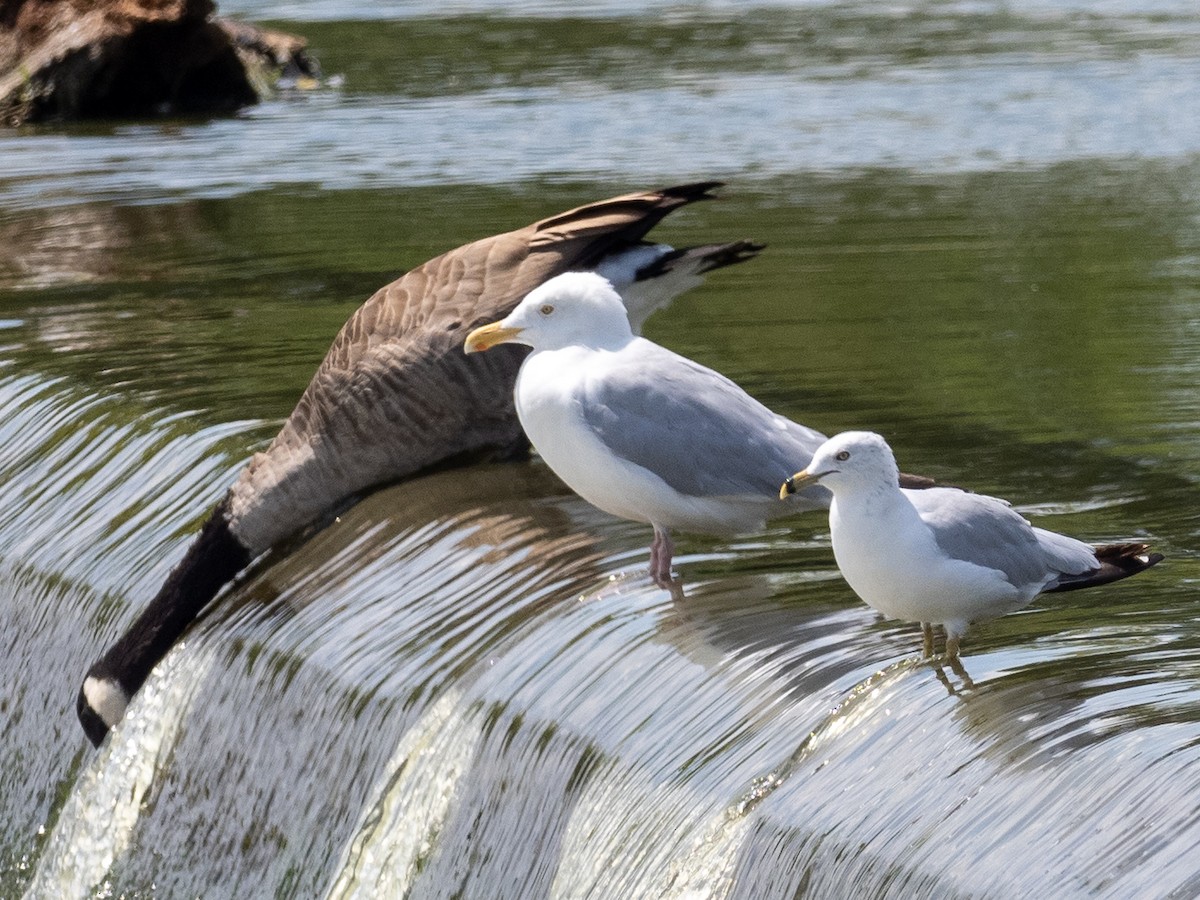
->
<box><xmin>835</xmin><ymin>450</ymin><xmax>851</xmax><ymax>462</ymax></box>
<box><xmin>539</xmin><ymin>304</ymin><xmax>555</xmax><ymax>316</ymax></box>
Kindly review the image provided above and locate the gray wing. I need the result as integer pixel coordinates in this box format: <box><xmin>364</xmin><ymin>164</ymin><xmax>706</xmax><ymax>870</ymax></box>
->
<box><xmin>580</xmin><ymin>343</ymin><xmax>828</xmax><ymax>501</ymax></box>
<box><xmin>905</xmin><ymin>487</ymin><xmax>1094</xmax><ymax>588</ymax></box>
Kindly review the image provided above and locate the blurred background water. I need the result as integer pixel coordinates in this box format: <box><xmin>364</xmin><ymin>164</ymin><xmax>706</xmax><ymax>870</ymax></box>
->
<box><xmin>1</xmin><ymin>1</ymin><xmax>1199</xmax><ymax>897</ymax></box>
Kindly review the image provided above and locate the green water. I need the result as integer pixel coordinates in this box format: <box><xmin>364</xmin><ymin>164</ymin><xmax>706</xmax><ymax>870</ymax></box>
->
<box><xmin>2</xmin><ymin>2</ymin><xmax>1199</xmax><ymax>897</ymax></box>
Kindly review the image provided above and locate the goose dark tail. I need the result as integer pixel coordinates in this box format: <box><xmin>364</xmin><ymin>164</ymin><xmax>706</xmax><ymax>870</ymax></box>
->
<box><xmin>76</xmin><ymin>497</ymin><xmax>251</xmax><ymax>746</ymax></box>
<box><xmin>636</xmin><ymin>239</ymin><xmax>766</xmax><ymax>280</ymax></box>
<box><xmin>1046</xmin><ymin>542</ymin><xmax>1164</xmax><ymax>594</ymax></box>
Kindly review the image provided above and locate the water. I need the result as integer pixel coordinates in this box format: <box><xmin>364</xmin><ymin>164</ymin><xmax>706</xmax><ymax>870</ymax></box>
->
<box><xmin>2</xmin><ymin>1</ymin><xmax>1200</xmax><ymax>896</ymax></box>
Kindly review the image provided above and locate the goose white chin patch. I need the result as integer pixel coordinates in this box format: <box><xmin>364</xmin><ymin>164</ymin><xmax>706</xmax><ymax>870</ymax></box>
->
<box><xmin>83</xmin><ymin>676</ymin><xmax>129</xmax><ymax>728</ymax></box>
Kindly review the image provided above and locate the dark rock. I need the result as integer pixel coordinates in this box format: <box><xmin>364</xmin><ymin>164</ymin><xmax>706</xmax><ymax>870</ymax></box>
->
<box><xmin>0</xmin><ymin>0</ymin><xmax>317</xmax><ymax>125</ymax></box>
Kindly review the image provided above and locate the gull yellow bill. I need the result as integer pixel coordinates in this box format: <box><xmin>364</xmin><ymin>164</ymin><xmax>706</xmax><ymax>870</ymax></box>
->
<box><xmin>464</xmin><ymin>321</ymin><xmax>523</xmax><ymax>354</ymax></box>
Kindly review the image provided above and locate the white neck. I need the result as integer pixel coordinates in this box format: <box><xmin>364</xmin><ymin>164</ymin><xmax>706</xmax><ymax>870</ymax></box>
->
<box><xmin>830</xmin><ymin>478</ymin><xmax>921</xmax><ymax>536</ymax></box>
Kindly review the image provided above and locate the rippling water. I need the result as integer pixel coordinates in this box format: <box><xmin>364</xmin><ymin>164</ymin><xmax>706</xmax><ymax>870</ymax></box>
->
<box><xmin>2</xmin><ymin>1</ymin><xmax>1199</xmax><ymax>897</ymax></box>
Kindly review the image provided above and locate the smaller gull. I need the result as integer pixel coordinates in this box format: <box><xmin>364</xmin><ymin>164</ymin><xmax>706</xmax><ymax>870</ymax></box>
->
<box><xmin>464</xmin><ymin>271</ymin><xmax>833</xmax><ymax>584</ymax></box>
<box><xmin>782</xmin><ymin>431</ymin><xmax>1162</xmax><ymax>660</ymax></box>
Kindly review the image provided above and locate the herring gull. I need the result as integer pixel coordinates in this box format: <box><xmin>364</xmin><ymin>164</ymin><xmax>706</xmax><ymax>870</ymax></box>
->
<box><xmin>464</xmin><ymin>270</ymin><xmax>833</xmax><ymax>584</ymax></box>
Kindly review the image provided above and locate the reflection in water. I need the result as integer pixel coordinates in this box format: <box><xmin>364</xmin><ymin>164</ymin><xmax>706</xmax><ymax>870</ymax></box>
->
<box><xmin>0</xmin><ymin>206</ymin><xmax>129</xmax><ymax>290</ymax></box>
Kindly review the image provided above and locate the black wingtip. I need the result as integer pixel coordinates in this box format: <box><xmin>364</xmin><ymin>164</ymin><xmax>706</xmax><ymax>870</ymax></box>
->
<box><xmin>661</xmin><ymin>181</ymin><xmax>725</xmax><ymax>202</ymax></box>
<box><xmin>1046</xmin><ymin>542</ymin><xmax>1164</xmax><ymax>594</ymax></box>
<box><xmin>635</xmin><ymin>239</ymin><xmax>765</xmax><ymax>282</ymax></box>
<box><xmin>1094</xmin><ymin>542</ymin><xmax>1164</xmax><ymax>577</ymax></box>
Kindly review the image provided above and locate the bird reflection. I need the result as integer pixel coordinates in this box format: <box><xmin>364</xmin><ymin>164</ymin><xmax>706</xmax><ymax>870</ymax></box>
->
<box><xmin>919</xmin><ymin>623</ymin><xmax>977</xmax><ymax>691</ymax></box>
<box><xmin>930</xmin><ymin>653</ymin><xmax>976</xmax><ymax>693</ymax></box>
<box><xmin>654</xmin><ymin>567</ymin><xmax>949</xmax><ymax>696</ymax></box>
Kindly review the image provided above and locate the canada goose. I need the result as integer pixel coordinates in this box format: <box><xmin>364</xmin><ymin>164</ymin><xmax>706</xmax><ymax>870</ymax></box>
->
<box><xmin>76</xmin><ymin>182</ymin><xmax>763</xmax><ymax>746</ymax></box>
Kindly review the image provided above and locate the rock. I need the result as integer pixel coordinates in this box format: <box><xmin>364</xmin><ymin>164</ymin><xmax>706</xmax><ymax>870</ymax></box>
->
<box><xmin>0</xmin><ymin>0</ymin><xmax>317</xmax><ymax>125</ymax></box>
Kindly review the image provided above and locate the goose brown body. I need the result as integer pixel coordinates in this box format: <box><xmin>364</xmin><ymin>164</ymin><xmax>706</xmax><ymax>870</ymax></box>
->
<box><xmin>77</xmin><ymin>182</ymin><xmax>758</xmax><ymax>745</ymax></box>
<box><xmin>230</xmin><ymin>182</ymin><xmax>739</xmax><ymax>551</ymax></box>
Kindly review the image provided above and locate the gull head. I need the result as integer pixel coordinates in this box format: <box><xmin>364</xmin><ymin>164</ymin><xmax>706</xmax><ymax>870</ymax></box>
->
<box><xmin>780</xmin><ymin>431</ymin><xmax>900</xmax><ymax>498</ymax></box>
<box><xmin>464</xmin><ymin>271</ymin><xmax>634</xmax><ymax>354</ymax></box>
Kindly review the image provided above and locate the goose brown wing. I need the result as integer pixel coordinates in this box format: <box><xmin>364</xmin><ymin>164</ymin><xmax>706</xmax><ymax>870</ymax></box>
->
<box><xmin>227</xmin><ymin>184</ymin><xmax>723</xmax><ymax>550</ymax></box>
<box><xmin>288</xmin><ymin>183</ymin><xmax>723</xmax><ymax>440</ymax></box>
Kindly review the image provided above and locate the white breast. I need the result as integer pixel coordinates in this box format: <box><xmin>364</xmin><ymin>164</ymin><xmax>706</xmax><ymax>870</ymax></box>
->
<box><xmin>514</xmin><ymin>347</ymin><xmax>771</xmax><ymax>534</ymax></box>
<box><xmin>515</xmin><ymin>347</ymin><xmax>651</xmax><ymax>524</ymax></box>
<box><xmin>830</xmin><ymin>490</ymin><xmax>1024</xmax><ymax>628</ymax></box>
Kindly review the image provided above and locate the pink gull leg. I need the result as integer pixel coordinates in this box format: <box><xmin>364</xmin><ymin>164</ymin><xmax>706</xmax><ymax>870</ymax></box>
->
<box><xmin>649</xmin><ymin>524</ymin><xmax>675</xmax><ymax>586</ymax></box>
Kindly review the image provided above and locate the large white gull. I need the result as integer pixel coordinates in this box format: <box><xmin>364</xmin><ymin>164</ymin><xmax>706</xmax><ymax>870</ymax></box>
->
<box><xmin>464</xmin><ymin>270</ymin><xmax>833</xmax><ymax>584</ymax></box>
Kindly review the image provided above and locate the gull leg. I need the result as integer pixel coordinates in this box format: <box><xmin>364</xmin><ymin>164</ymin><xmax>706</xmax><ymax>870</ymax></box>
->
<box><xmin>649</xmin><ymin>525</ymin><xmax>675</xmax><ymax>586</ymax></box>
<box><xmin>921</xmin><ymin>622</ymin><xmax>934</xmax><ymax>659</ymax></box>
<box><xmin>648</xmin><ymin>529</ymin><xmax>663</xmax><ymax>579</ymax></box>
<box><xmin>945</xmin><ymin>634</ymin><xmax>961</xmax><ymax>661</ymax></box>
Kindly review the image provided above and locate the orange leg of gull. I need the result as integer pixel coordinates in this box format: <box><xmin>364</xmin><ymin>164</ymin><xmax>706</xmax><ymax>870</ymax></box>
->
<box><xmin>649</xmin><ymin>525</ymin><xmax>675</xmax><ymax>586</ymax></box>
<box><xmin>945</xmin><ymin>634</ymin><xmax>962</xmax><ymax>661</ymax></box>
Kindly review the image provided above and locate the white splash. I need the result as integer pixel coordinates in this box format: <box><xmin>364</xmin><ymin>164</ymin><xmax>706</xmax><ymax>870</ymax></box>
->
<box><xmin>324</xmin><ymin>688</ymin><xmax>483</xmax><ymax>899</ymax></box>
<box><xmin>23</xmin><ymin>642</ymin><xmax>212</xmax><ymax>899</ymax></box>
<box><xmin>550</xmin><ymin>762</ymin><xmax>751</xmax><ymax>900</ymax></box>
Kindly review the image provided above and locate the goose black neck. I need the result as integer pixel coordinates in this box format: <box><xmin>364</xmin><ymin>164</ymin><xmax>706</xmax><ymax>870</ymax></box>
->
<box><xmin>77</xmin><ymin>497</ymin><xmax>251</xmax><ymax>745</ymax></box>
